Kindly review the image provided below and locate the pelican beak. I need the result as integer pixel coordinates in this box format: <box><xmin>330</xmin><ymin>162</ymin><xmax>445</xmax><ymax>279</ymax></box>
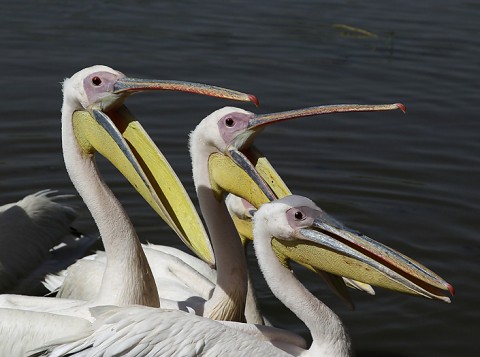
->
<box><xmin>69</xmin><ymin>75</ymin><xmax>259</xmax><ymax>267</ymax></box>
<box><xmin>221</xmin><ymin>148</ymin><xmax>453</xmax><ymax>302</ymax></box>
<box><xmin>112</xmin><ymin>77</ymin><xmax>259</xmax><ymax>106</ymax></box>
<box><xmin>249</xmin><ymin>103</ymin><xmax>405</xmax><ymax>127</ymax></box>
<box><xmin>208</xmin><ymin>103</ymin><xmax>452</xmax><ymax>302</ymax></box>
<box><xmin>220</xmin><ymin>103</ymin><xmax>405</xmax><ymax>203</ymax></box>
<box><xmin>72</xmin><ymin>107</ymin><xmax>215</xmax><ymax>266</ymax></box>
<box><xmin>281</xmin><ymin>215</ymin><xmax>454</xmax><ymax>302</ymax></box>
<box><xmin>231</xmin><ymin>103</ymin><xmax>405</xmax><ymax>149</ymax></box>
<box><xmin>210</xmin><ymin>103</ymin><xmax>405</xmax><ymax>203</ymax></box>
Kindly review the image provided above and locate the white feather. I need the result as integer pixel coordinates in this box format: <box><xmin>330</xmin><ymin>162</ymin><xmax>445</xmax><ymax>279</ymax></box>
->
<box><xmin>0</xmin><ymin>189</ymin><xmax>98</xmax><ymax>295</ymax></box>
<box><xmin>0</xmin><ymin>65</ymin><xmax>161</xmax><ymax>353</ymax></box>
<box><xmin>31</xmin><ymin>196</ymin><xmax>352</xmax><ymax>357</ymax></box>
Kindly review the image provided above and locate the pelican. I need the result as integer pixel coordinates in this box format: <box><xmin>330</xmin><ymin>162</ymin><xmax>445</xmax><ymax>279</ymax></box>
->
<box><xmin>0</xmin><ymin>64</ymin><xmax>259</xmax><ymax>354</ymax></box>
<box><xmin>47</xmin><ymin>103</ymin><xmax>452</xmax><ymax>327</ymax></box>
<box><xmin>197</xmin><ymin>106</ymin><xmax>451</xmax><ymax>300</ymax></box>
<box><xmin>226</xmin><ymin>193</ymin><xmax>375</xmax><ymax>303</ymax></box>
<box><xmin>0</xmin><ymin>189</ymin><xmax>97</xmax><ymax>295</ymax></box>
<box><xmin>32</xmin><ymin>195</ymin><xmax>454</xmax><ymax>357</ymax></box>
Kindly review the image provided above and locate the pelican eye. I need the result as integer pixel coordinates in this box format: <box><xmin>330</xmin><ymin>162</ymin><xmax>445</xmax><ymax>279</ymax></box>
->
<box><xmin>294</xmin><ymin>210</ymin><xmax>304</xmax><ymax>220</ymax></box>
<box><xmin>92</xmin><ymin>76</ymin><xmax>102</xmax><ymax>86</ymax></box>
<box><xmin>225</xmin><ymin>117</ymin><xmax>235</xmax><ymax>127</ymax></box>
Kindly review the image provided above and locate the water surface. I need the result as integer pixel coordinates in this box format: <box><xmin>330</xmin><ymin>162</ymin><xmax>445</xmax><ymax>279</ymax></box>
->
<box><xmin>1</xmin><ymin>1</ymin><xmax>478</xmax><ymax>356</ymax></box>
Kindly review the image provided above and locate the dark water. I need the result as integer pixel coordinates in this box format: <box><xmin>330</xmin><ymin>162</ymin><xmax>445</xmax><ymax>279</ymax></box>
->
<box><xmin>1</xmin><ymin>1</ymin><xmax>478</xmax><ymax>356</ymax></box>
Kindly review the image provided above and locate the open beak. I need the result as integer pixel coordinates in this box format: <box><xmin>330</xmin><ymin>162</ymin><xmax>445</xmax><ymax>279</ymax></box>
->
<box><xmin>209</xmin><ymin>102</ymin><xmax>404</xmax><ymax>204</ymax></box>
<box><xmin>68</xmin><ymin>75</ymin><xmax>259</xmax><ymax>267</ymax></box>
<box><xmin>72</xmin><ymin>107</ymin><xmax>216</xmax><ymax>266</ymax></box>
<box><xmin>225</xmin><ymin>191</ymin><xmax>373</xmax><ymax>309</ymax></box>
<box><xmin>222</xmin><ymin>102</ymin><xmax>406</xmax><ymax>207</ymax></box>
<box><xmin>288</xmin><ymin>215</ymin><xmax>454</xmax><ymax>302</ymax></box>
<box><xmin>208</xmin><ymin>103</ymin><xmax>453</xmax><ymax>302</ymax></box>
<box><xmin>212</xmin><ymin>148</ymin><xmax>453</xmax><ymax>302</ymax></box>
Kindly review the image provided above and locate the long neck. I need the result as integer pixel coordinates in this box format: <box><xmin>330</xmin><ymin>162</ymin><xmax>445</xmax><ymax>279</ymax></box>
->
<box><xmin>61</xmin><ymin>109</ymin><xmax>159</xmax><ymax>308</ymax></box>
<box><xmin>190</xmin><ymin>131</ymin><xmax>248</xmax><ymax>321</ymax></box>
<box><xmin>253</xmin><ymin>233</ymin><xmax>352</xmax><ymax>357</ymax></box>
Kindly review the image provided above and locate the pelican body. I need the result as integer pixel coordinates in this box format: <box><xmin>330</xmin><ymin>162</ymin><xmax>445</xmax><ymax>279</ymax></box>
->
<box><xmin>0</xmin><ymin>190</ymin><xmax>97</xmax><ymax>295</ymax></box>
<box><xmin>47</xmin><ymin>103</ymin><xmax>452</xmax><ymax>332</ymax></box>
<box><xmin>0</xmin><ymin>65</ymin><xmax>258</xmax><ymax>355</ymax></box>
<box><xmin>25</xmin><ymin>93</ymin><xmax>454</xmax><ymax>354</ymax></box>
<box><xmin>34</xmin><ymin>195</ymin><xmax>431</xmax><ymax>357</ymax></box>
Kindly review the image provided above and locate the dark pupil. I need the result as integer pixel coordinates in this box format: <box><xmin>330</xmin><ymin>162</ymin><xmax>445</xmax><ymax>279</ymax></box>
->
<box><xmin>225</xmin><ymin>117</ymin><xmax>234</xmax><ymax>127</ymax></box>
<box><xmin>92</xmin><ymin>76</ymin><xmax>102</xmax><ymax>86</ymax></box>
<box><xmin>294</xmin><ymin>211</ymin><xmax>303</xmax><ymax>220</ymax></box>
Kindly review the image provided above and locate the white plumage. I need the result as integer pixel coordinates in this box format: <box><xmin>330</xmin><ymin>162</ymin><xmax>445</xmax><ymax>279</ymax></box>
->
<box><xmin>45</xmin><ymin>104</ymin><xmax>408</xmax><ymax>323</ymax></box>
<box><xmin>0</xmin><ymin>189</ymin><xmax>96</xmax><ymax>295</ymax></box>
<box><xmin>0</xmin><ymin>308</ymin><xmax>91</xmax><ymax>356</ymax></box>
<box><xmin>0</xmin><ymin>66</ymin><xmax>161</xmax><ymax>322</ymax></box>
<box><xmin>47</xmin><ymin>245</ymin><xmax>215</xmax><ymax>304</ymax></box>
<box><xmin>45</xmin><ymin>107</ymin><xmax>262</xmax><ymax>323</ymax></box>
<box><xmin>32</xmin><ymin>306</ymin><xmax>294</xmax><ymax>357</ymax></box>
<box><xmin>0</xmin><ymin>66</ymin><xmax>259</xmax><ymax>355</ymax></box>
<box><xmin>32</xmin><ymin>196</ymin><xmax>354</xmax><ymax>357</ymax></box>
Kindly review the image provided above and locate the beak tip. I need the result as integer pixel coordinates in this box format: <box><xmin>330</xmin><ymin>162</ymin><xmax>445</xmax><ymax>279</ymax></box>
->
<box><xmin>447</xmin><ymin>283</ymin><xmax>455</xmax><ymax>296</ymax></box>
<box><xmin>395</xmin><ymin>103</ymin><xmax>407</xmax><ymax>113</ymax></box>
<box><xmin>249</xmin><ymin>94</ymin><xmax>260</xmax><ymax>107</ymax></box>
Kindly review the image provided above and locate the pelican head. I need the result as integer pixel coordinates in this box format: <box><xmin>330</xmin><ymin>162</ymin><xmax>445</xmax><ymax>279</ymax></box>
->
<box><xmin>202</xmin><ymin>104</ymin><xmax>453</xmax><ymax>302</ymax></box>
<box><xmin>258</xmin><ymin>195</ymin><xmax>454</xmax><ymax>302</ymax></box>
<box><xmin>254</xmin><ymin>195</ymin><xmax>331</xmax><ymax>242</ymax></box>
<box><xmin>65</xmin><ymin>65</ymin><xmax>258</xmax><ymax>266</ymax></box>
<box><xmin>203</xmin><ymin>103</ymin><xmax>404</xmax><ymax>203</ymax></box>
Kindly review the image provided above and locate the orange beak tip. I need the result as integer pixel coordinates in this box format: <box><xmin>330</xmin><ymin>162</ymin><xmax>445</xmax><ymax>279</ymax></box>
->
<box><xmin>249</xmin><ymin>94</ymin><xmax>260</xmax><ymax>107</ymax></box>
<box><xmin>447</xmin><ymin>283</ymin><xmax>455</xmax><ymax>296</ymax></box>
<box><xmin>395</xmin><ymin>103</ymin><xmax>407</xmax><ymax>114</ymax></box>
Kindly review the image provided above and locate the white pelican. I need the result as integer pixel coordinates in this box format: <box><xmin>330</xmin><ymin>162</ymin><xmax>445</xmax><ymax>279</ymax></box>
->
<box><xmin>198</xmin><ymin>106</ymin><xmax>450</xmax><ymax>299</ymax></box>
<box><xmin>31</xmin><ymin>195</ymin><xmax>454</xmax><ymax>357</ymax></box>
<box><xmin>0</xmin><ymin>189</ymin><xmax>97</xmax><ymax>295</ymax></box>
<box><xmin>48</xmin><ymin>103</ymin><xmax>453</xmax><ymax>326</ymax></box>
<box><xmin>227</xmin><ymin>190</ymin><xmax>376</xmax><ymax>300</ymax></box>
<box><xmin>0</xmin><ymin>65</ymin><xmax>259</xmax><ymax>354</ymax></box>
